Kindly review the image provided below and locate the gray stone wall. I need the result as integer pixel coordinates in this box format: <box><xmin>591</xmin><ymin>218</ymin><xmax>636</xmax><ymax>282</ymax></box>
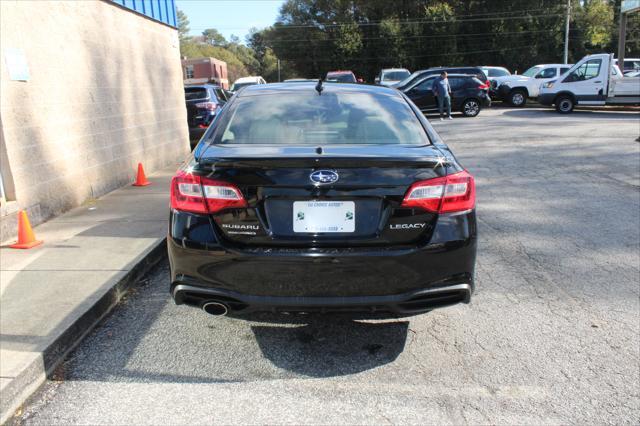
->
<box><xmin>0</xmin><ymin>0</ymin><xmax>189</xmax><ymax>242</ymax></box>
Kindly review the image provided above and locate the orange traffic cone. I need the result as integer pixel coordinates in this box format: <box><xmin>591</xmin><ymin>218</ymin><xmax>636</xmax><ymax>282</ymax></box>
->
<box><xmin>132</xmin><ymin>162</ymin><xmax>151</xmax><ymax>186</ymax></box>
<box><xmin>9</xmin><ymin>210</ymin><xmax>43</xmax><ymax>249</ymax></box>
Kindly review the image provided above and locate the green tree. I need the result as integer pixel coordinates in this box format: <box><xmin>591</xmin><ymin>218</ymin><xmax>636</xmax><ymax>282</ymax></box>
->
<box><xmin>263</xmin><ymin>0</ymin><xmax>583</xmax><ymax>80</ymax></box>
<box><xmin>202</xmin><ymin>28</ymin><xmax>227</xmax><ymax>46</ymax></box>
<box><xmin>177</xmin><ymin>8</ymin><xmax>190</xmax><ymax>41</ymax></box>
<box><xmin>579</xmin><ymin>0</ymin><xmax>615</xmax><ymax>47</ymax></box>
<box><xmin>335</xmin><ymin>22</ymin><xmax>363</xmax><ymax>57</ymax></box>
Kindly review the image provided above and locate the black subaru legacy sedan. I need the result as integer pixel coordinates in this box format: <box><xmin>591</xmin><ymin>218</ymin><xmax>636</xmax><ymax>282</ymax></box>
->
<box><xmin>168</xmin><ymin>82</ymin><xmax>477</xmax><ymax>317</ymax></box>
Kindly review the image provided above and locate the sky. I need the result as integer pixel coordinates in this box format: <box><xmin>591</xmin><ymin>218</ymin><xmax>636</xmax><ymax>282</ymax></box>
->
<box><xmin>176</xmin><ymin>0</ymin><xmax>285</xmax><ymax>43</ymax></box>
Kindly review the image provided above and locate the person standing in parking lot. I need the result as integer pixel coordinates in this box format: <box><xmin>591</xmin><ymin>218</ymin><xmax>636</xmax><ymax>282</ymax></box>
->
<box><xmin>433</xmin><ymin>71</ymin><xmax>452</xmax><ymax>120</ymax></box>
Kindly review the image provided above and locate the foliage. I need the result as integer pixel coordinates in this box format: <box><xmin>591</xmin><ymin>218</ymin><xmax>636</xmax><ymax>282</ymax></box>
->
<box><xmin>578</xmin><ymin>0</ymin><xmax>615</xmax><ymax>47</ymax></box>
<box><xmin>176</xmin><ymin>9</ymin><xmax>190</xmax><ymax>41</ymax></box>
<box><xmin>178</xmin><ymin>1</ymin><xmax>637</xmax><ymax>84</ymax></box>
<box><xmin>254</xmin><ymin>0</ymin><xmax>630</xmax><ymax>80</ymax></box>
<box><xmin>202</xmin><ymin>28</ymin><xmax>227</xmax><ymax>46</ymax></box>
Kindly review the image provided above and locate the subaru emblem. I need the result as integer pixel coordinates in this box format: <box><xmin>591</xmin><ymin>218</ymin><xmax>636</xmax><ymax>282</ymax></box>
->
<box><xmin>310</xmin><ymin>170</ymin><xmax>339</xmax><ymax>185</ymax></box>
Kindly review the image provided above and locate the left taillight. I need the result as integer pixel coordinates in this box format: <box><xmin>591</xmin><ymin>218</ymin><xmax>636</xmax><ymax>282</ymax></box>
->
<box><xmin>478</xmin><ymin>81</ymin><xmax>490</xmax><ymax>90</ymax></box>
<box><xmin>170</xmin><ymin>170</ymin><xmax>247</xmax><ymax>214</ymax></box>
<box><xmin>401</xmin><ymin>170</ymin><xmax>475</xmax><ymax>213</ymax></box>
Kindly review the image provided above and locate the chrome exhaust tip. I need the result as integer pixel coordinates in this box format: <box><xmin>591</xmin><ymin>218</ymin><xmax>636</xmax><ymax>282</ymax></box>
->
<box><xmin>202</xmin><ymin>301</ymin><xmax>229</xmax><ymax>316</ymax></box>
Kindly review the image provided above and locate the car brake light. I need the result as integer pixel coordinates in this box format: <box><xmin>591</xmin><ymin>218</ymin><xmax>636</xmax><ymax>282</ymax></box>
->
<box><xmin>401</xmin><ymin>170</ymin><xmax>475</xmax><ymax>213</ymax></box>
<box><xmin>170</xmin><ymin>170</ymin><xmax>247</xmax><ymax>214</ymax></box>
<box><xmin>478</xmin><ymin>81</ymin><xmax>490</xmax><ymax>90</ymax></box>
<box><xmin>195</xmin><ymin>102</ymin><xmax>218</xmax><ymax>111</ymax></box>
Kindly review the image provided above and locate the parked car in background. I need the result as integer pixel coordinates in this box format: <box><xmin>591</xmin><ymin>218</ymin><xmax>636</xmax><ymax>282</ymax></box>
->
<box><xmin>615</xmin><ymin>58</ymin><xmax>640</xmax><ymax>74</ymax></box>
<box><xmin>480</xmin><ymin>66</ymin><xmax>511</xmax><ymax>98</ymax></box>
<box><xmin>284</xmin><ymin>78</ymin><xmax>315</xmax><ymax>82</ymax></box>
<box><xmin>539</xmin><ymin>53</ymin><xmax>640</xmax><ymax>113</ymax></box>
<box><xmin>375</xmin><ymin>68</ymin><xmax>411</xmax><ymax>86</ymax></box>
<box><xmin>480</xmin><ymin>66</ymin><xmax>511</xmax><ymax>78</ymax></box>
<box><xmin>402</xmin><ymin>74</ymin><xmax>491</xmax><ymax>117</ymax></box>
<box><xmin>184</xmin><ymin>84</ymin><xmax>228</xmax><ymax>147</ymax></box>
<box><xmin>325</xmin><ymin>70</ymin><xmax>359</xmax><ymax>83</ymax></box>
<box><xmin>169</xmin><ymin>82</ymin><xmax>477</xmax><ymax>317</ymax></box>
<box><xmin>496</xmin><ymin>63</ymin><xmax>572</xmax><ymax>106</ymax></box>
<box><xmin>393</xmin><ymin>66</ymin><xmax>488</xmax><ymax>91</ymax></box>
<box><xmin>230</xmin><ymin>76</ymin><xmax>266</xmax><ymax>92</ymax></box>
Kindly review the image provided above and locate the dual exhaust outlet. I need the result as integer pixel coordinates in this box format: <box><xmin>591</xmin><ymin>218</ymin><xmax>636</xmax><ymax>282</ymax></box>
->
<box><xmin>201</xmin><ymin>301</ymin><xmax>229</xmax><ymax>316</ymax></box>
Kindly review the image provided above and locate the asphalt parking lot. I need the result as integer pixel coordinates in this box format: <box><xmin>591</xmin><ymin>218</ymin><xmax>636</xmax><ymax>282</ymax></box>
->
<box><xmin>13</xmin><ymin>107</ymin><xmax>640</xmax><ymax>425</ymax></box>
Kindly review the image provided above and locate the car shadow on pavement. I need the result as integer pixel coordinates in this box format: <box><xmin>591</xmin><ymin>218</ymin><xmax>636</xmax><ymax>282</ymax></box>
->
<box><xmin>250</xmin><ymin>317</ymin><xmax>409</xmax><ymax>377</ymax></box>
<box><xmin>56</xmin><ymin>261</ymin><xmax>412</xmax><ymax>385</ymax></box>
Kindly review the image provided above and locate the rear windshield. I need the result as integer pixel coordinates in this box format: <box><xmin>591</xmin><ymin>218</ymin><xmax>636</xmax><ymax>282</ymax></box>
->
<box><xmin>382</xmin><ymin>71</ymin><xmax>410</xmax><ymax>81</ymax></box>
<box><xmin>454</xmin><ymin>68</ymin><xmax>485</xmax><ymax>79</ymax></box>
<box><xmin>395</xmin><ymin>71</ymin><xmax>426</xmax><ymax>88</ymax></box>
<box><xmin>624</xmin><ymin>60</ymin><xmax>640</xmax><ymax>71</ymax></box>
<box><xmin>213</xmin><ymin>88</ymin><xmax>227</xmax><ymax>102</ymax></box>
<box><xmin>185</xmin><ymin>87</ymin><xmax>208</xmax><ymax>101</ymax></box>
<box><xmin>326</xmin><ymin>73</ymin><xmax>356</xmax><ymax>83</ymax></box>
<box><xmin>210</xmin><ymin>92</ymin><xmax>429</xmax><ymax>145</ymax></box>
<box><xmin>486</xmin><ymin>68</ymin><xmax>510</xmax><ymax>77</ymax></box>
<box><xmin>231</xmin><ymin>82</ymin><xmax>257</xmax><ymax>91</ymax></box>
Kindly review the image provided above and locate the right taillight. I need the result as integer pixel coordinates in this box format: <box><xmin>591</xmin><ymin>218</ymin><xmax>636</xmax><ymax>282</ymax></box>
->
<box><xmin>170</xmin><ymin>170</ymin><xmax>247</xmax><ymax>214</ymax></box>
<box><xmin>401</xmin><ymin>170</ymin><xmax>475</xmax><ymax>213</ymax></box>
<box><xmin>195</xmin><ymin>101</ymin><xmax>219</xmax><ymax>111</ymax></box>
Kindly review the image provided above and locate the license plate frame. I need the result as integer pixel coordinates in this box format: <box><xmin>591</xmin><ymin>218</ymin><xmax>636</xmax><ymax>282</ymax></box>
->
<box><xmin>293</xmin><ymin>201</ymin><xmax>355</xmax><ymax>233</ymax></box>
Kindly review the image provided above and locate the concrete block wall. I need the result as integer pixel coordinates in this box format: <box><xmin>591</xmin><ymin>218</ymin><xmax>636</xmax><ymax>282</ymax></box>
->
<box><xmin>0</xmin><ymin>0</ymin><xmax>190</xmax><ymax>242</ymax></box>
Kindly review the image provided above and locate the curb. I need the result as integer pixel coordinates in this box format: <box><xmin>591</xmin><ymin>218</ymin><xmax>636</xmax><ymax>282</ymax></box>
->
<box><xmin>1</xmin><ymin>238</ymin><xmax>167</xmax><ymax>425</ymax></box>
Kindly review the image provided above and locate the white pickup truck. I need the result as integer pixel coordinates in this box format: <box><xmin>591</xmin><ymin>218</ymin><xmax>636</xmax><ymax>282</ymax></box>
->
<box><xmin>538</xmin><ymin>53</ymin><xmax>640</xmax><ymax>113</ymax></box>
<box><xmin>496</xmin><ymin>64</ymin><xmax>573</xmax><ymax>106</ymax></box>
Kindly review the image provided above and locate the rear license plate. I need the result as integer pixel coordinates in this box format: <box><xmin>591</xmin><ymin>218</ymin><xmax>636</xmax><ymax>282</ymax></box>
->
<box><xmin>293</xmin><ymin>201</ymin><xmax>355</xmax><ymax>233</ymax></box>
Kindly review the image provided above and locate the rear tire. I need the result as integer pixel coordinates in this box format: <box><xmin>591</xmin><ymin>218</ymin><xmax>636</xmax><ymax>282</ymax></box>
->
<box><xmin>461</xmin><ymin>99</ymin><xmax>481</xmax><ymax>117</ymax></box>
<box><xmin>555</xmin><ymin>95</ymin><xmax>574</xmax><ymax>114</ymax></box>
<box><xmin>508</xmin><ymin>89</ymin><xmax>527</xmax><ymax>107</ymax></box>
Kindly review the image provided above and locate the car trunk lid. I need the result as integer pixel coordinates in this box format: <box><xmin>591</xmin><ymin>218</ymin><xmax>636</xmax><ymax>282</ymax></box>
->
<box><xmin>195</xmin><ymin>144</ymin><xmax>448</xmax><ymax>247</ymax></box>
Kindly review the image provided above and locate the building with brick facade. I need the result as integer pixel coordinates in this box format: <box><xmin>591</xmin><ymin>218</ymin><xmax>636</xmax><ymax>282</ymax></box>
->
<box><xmin>182</xmin><ymin>57</ymin><xmax>229</xmax><ymax>89</ymax></box>
<box><xmin>0</xmin><ymin>0</ymin><xmax>190</xmax><ymax>242</ymax></box>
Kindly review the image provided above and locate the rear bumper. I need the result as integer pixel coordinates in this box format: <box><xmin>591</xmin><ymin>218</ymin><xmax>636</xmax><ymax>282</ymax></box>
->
<box><xmin>172</xmin><ymin>281</ymin><xmax>471</xmax><ymax>315</ymax></box>
<box><xmin>168</xmin><ymin>209</ymin><xmax>477</xmax><ymax>315</ymax></box>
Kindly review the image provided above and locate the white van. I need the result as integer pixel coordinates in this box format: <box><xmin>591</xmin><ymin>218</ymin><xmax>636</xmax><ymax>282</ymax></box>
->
<box><xmin>496</xmin><ymin>64</ymin><xmax>572</xmax><ymax>106</ymax></box>
<box><xmin>538</xmin><ymin>53</ymin><xmax>640</xmax><ymax>113</ymax></box>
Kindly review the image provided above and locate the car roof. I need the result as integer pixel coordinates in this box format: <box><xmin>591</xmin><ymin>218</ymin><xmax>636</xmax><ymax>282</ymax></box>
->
<box><xmin>427</xmin><ymin>66</ymin><xmax>482</xmax><ymax>71</ymax></box>
<box><xmin>234</xmin><ymin>76</ymin><xmax>263</xmax><ymax>83</ymax></box>
<box><xmin>534</xmin><ymin>64</ymin><xmax>570</xmax><ymax>67</ymax></box>
<box><xmin>327</xmin><ymin>70</ymin><xmax>355</xmax><ymax>74</ymax></box>
<box><xmin>420</xmin><ymin>73</ymin><xmax>478</xmax><ymax>78</ymax></box>
<box><xmin>235</xmin><ymin>82</ymin><xmax>401</xmax><ymax>97</ymax></box>
<box><xmin>381</xmin><ymin>68</ymin><xmax>409</xmax><ymax>72</ymax></box>
<box><xmin>184</xmin><ymin>84</ymin><xmax>221</xmax><ymax>89</ymax></box>
<box><xmin>412</xmin><ymin>73</ymin><xmax>479</xmax><ymax>85</ymax></box>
